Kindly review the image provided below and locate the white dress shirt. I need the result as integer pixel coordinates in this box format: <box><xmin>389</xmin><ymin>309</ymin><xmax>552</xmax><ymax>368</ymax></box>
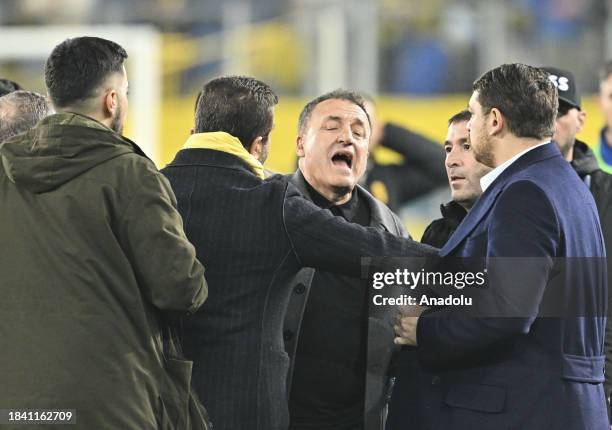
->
<box><xmin>480</xmin><ymin>142</ymin><xmax>550</xmax><ymax>192</ymax></box>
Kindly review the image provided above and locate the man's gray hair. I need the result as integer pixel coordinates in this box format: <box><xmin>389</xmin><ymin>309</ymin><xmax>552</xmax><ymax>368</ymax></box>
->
<box><xmin>0</xmin><ymin>90</ymin><xmax>52</xmax><ymax>142</ymax></box>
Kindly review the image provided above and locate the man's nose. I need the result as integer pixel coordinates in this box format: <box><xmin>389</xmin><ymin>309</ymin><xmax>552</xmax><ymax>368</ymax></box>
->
<box><xmin>337</xmin><ymin>125</ymin><xmax>355</xmax><ymax>145</ymax></box>
<box><xmin>446</xmin><ymin>147</ymin><xmax>461</xmax><ymax>167</ymax></box>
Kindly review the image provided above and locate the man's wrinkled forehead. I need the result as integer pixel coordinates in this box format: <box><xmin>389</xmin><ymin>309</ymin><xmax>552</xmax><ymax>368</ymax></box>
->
<box><xmin>311</xmin><ymin>98</ymin><xmax>370</xmax><ymax>128</ymax></box>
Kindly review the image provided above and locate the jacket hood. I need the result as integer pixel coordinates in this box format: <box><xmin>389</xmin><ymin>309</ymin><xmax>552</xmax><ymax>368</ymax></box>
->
<box><xmin>571</xmin><ymin>139</ymin><xmax>600</xmax><ymax>177</ymax></box>
<box><xmin>0</xmin><ymin>112</ymin><xmax>137</xmax><ymax>193</ymax></box>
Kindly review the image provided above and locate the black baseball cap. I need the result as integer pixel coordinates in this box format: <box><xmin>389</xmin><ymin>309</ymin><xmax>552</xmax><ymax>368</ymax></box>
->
<box><xmin>542</xmin><ymin>66</ymin><xmax>581</xmax><ymax>110</ymax></box>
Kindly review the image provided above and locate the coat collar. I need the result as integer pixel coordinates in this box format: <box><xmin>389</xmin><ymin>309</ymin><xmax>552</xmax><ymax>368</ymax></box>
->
<box><xmin>439</xmin><ymin>200</ymin><xmax>468</xmax><ymax>229</ymax></box>
<box><xmin>439</xmin><ymin>142</ymin><xmax>561</xmax><ymax>257</ymax></box>
<box><xmin>181</xmin><ymin>132</ymin><xmax>264</xmax><ymax>179</ymax></box>
<box><xmin>167</xmin><ymin>147</ymin><xmax>262</xmax><ymax>182</ymax></box>
<box><xmin>288</xmin><ymin>169</ymin><xmax>394</xmax><ymax>232</ymax></box>
<box><xmin>571</xmin><ymin>139</ymin><xmax>600</xmax><ymax>177</ymax></box>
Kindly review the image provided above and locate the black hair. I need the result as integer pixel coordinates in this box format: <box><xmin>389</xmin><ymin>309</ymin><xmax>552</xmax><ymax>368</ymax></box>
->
<box><xmin>448</xmin><ymin>109</ymin><xmax>471</xmax><ymax>126</ymax></box>
<box><xmin>0</xmin><ymin>79</ymin><xmax>22</xmax><ymax>97</ymax></box>
<box><xmin>194</xmin><ymin>76</ymin><xmax>278</xmax><ymax>150</ymax></box>
<box><xmin>44</xmin><ymin>36</ymin><xmax>128</xmax><ymax>108</ymax></box>
<box><xmin>472</xmin><ymin>63</ymin><xmax>557</xmax><ymax>140</ymax></box>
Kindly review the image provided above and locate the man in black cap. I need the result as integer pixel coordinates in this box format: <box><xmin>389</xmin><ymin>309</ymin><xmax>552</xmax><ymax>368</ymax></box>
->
<box><xmin>543</xmin><ymin>66</ymin><xmax>612</xmax><ymax>414</ymax></box>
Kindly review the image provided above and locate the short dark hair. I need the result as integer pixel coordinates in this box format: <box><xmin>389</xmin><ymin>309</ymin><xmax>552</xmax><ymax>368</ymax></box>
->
<box><xmin>194</xmin><ymin>76</ymin><xmax>278</xmax><ymax>150</ymax></box>
<box><xmin>0</xmin><ymin>91</ymin><xmax>52</xmax><ymax>142</ymax></box>
<box><xmin>599</xmin><ymin>60</ymin><xmax>612</xmax><ymax>82</ymax></box>
<box><xmin>448</xmin><ymin>109</ymin><xmax>471</xmax><ymax>126</ymax></box>
<box><xmin>298</xmin><ymin>89</ymin><xmax>371</xmax><ymax>135</ymax></box>
<box><xmin>45</xmin><ymin>37</ymin><xmax>128</xmax><ymax>108</ymax></box>
<box><xmin>0</xmin><ymin>79</ymin><xmax>22</xmax><ymax>97</ymax></box>
<box><xmin>472</xmin><ymin>63</ymin><xmax>557</xmax><ymax>140</ymax></box>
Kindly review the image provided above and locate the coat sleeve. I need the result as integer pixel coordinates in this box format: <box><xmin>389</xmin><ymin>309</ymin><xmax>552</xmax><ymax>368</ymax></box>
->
<box><xmin>416</xmin><ymin>180</ymin><xmax>559</xmax><ymax>370</ymax></box>
<box><xmin>381</xmin><ymin>123</ymin><xmax>447</xmax><ymax>184</ymax></box>
<box><xmin>282</xmin><ymin>182</ymin><xmax>438</xmax><ymax>277</ymax></box>
<box><xmin>118</xmin><ymin>161</ymin><xmax>207</xmax><ymax>314</ymax></box>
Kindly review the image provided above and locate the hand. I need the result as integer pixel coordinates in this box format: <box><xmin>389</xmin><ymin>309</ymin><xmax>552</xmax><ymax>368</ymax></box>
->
<box><xmin>393</xmin><ymin>306</ymin><xmax>427</xmax><ymax>346</ymax></box>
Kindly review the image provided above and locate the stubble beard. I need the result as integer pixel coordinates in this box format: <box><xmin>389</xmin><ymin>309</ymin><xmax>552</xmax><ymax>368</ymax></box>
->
<box><xmin>473</xmin><ymin>134</ymin><xmax>495</xmax><ymax>168</ymax></box>
<box><xmin>110</xmin><ymin>104</ymin><xmax>124</xmax><ymax>135</ymax></box>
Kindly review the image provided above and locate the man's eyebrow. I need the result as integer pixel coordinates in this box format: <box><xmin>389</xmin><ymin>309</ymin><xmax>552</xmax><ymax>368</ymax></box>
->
<box><xmin>444</xmin><ymin>138</ymin><xmax>469</xmax><ymax>146</ymax></box>
<box><xmin>350</xmin><ymin>117</ymin><xmax>366</xmax><ymax>127</ymax></box>
<box><xmin>323</xmin><ymin>116</ymin><xmax>342</xmax><ymax>122</ymax></box>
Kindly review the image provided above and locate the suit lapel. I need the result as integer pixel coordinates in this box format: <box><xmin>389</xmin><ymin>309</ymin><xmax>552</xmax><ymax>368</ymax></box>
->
<box><xmin>439</xmin><ymin>186</ymin><xmax>500</xmax><ymax>257</ymax></box>
<box><xmin>355</xmin><ymin>185</ymin><xmax>389</xmax><ymax>231</ymax></box>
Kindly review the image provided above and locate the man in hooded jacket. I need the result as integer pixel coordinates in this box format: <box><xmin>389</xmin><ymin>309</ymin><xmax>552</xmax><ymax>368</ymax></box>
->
<box><xmin>0</xmin><ymin>37</ymin><xmax>207</xmax><ymax>429</ymax></box>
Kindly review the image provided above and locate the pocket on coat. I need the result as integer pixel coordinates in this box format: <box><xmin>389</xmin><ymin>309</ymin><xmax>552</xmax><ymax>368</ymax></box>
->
<box><xmin>444</xmin><ymin>383</ymin><xmax>506</xmax><ymax>413</ymax></box>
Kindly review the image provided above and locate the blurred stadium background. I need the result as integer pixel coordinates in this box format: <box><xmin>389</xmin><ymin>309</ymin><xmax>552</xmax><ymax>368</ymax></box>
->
<box><xmin>0</xmin><ymin>0</ymin><xmax>610</xmax><ymax>235</ymax></box>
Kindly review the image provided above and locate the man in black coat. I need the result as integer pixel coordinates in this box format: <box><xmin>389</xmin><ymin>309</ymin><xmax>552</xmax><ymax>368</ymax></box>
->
<box><xmin>387</xmin><ymin>110</ymin><xmax>491</xmax><ymax>429</ymax></box>
<box><xmin>420</xmin><ymin>110</ymin><xmax>491</xmax><ymax>247</ymax></box>
<box><xmin>543</xmin><ymin>66</ymin><xmax>612</xmax><ymax>415</ymax></box>
<box><xmin>283</xmin><ymin>90</ymin><xmax>409</xmax><ymax>430</ymax></box>
<box><xmin>161</xmin><ymin>76</ymin><xmax>436</xmax><ymax>430</ymax></box>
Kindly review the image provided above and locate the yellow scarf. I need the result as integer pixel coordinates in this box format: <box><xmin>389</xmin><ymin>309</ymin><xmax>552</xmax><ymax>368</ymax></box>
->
<box><xmin>182</xmin><ymin>132</ymin><xmax>265</xmax><ymax>179</ymax></box>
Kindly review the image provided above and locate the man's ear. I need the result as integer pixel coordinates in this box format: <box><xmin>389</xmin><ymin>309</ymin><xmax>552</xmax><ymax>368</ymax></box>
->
<box><xmin>577</xmin><ymin>110</ymin><xmax>587</xmax><ymax>133</ymax></box>
<box><xmin>103</xmin><ymin>89</ymin><xmax>118</xmax><ymax>118</ymax></box>
<box><xmin>296</xmin><ymin>135</ymin><xmax>305</xmax><ymax>158</ymax></box>
<box><xmin>189</xmin><ymin>127</ymin><xmax>195</xmax><ymax>135</ymax></box>
<box><xmin>489</xmin><ymin>107</ymin><xmax>504</xmax><ymax>136</ymax></box>
<box><xmin>249</xmin><ymin>136</ymin><xmax>264</xmax><ymax>159</ymax></box>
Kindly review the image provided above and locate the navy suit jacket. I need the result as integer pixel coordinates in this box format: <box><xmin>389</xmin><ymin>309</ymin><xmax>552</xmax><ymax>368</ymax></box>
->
<box><xmin>161</xmin><ymin>148</ymin><xmax>435</xmax><ymax>430</ymax></box>
<box><xmin>388</xmin><ymin>143</ymin><xmax>608</xmax><ymax>429</ymax></box>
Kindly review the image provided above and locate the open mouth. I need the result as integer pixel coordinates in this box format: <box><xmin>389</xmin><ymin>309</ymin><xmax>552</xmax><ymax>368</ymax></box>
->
<box><xmin>450</xmin><ymin>175</ymin><xmax>465</xmax><ymax>182</ymax></box>
<box><xmin>331</xmin><ymin>150</ymin><xmax>354</xmax><ymax>169</ymax></box>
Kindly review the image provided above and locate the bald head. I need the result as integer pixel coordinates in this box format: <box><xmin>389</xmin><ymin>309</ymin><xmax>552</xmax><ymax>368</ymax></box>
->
<box><xmin>0</xmin><ymin>91</ymin><xmax>52</xmax><ymax>142</ymax></box>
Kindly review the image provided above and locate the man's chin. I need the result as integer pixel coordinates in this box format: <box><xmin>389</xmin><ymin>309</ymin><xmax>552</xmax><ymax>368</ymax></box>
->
<box><xmin>330</xmin><ymin>181</ymin><xmax>355</xmax><ymax>194</ymax></box>
<box><xmin>325</xmin><ymin>172</ymin><xmax>354</xmax><ymax>186</ymax></box>
<box><xmin>474</xmin><ymin>152</ymin><xmax>495</xmax><ymax>168</ymax></box>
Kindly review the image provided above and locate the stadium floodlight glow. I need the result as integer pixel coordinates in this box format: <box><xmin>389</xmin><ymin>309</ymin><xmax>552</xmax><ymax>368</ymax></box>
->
<box><xmin>0</xmin><ymin>25</ymin><xmax>162</xmax><ymax>164</ymax></box>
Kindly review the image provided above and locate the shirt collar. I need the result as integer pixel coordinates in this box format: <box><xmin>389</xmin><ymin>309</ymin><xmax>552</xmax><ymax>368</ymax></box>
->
<box><xmin>480</xmin><ymin>142</ymin><xmax>549</xmax><ymax>192</ymax></box>
<box><xmin>301</xmin><ymin>172</ymin><xmax>359</xmax><ymax>220</ymax></box>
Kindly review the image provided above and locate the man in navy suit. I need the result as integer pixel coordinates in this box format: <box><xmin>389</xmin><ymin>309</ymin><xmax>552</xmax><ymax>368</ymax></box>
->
<box><xmin>392</xmin><ymin>64</ymin><xmax>608</xmax><ymax>429</ymax></box>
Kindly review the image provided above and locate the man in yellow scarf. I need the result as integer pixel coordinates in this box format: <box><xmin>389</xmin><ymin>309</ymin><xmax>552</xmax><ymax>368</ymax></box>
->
<box><xmin>161</xmin><ymin>75</ymin><xmax>436</xmax><ymax>430</ymax></box>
